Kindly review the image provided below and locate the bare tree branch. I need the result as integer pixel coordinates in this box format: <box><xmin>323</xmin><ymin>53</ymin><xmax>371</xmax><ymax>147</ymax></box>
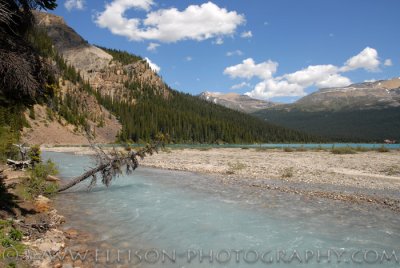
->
<box><xmin>57</xmin><ymin>135</ymin><xmax>166</xmax><ymax>192</ymax></box>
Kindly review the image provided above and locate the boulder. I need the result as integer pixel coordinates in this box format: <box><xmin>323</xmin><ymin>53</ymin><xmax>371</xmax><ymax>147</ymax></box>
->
<box><xmin>46</xmin><ymin>175</ymin><xmax>61</xmax><ymax>182</ymax></box>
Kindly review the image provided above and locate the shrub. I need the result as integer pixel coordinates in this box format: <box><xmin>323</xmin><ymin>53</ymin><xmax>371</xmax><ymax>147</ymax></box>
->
<box><xmin>282</xmin><ymin>167</ymin><xmax>294</xmax><ymax>178</ymax></box>
<box><xmin>283</xmin><ymin>147</ymin><xmax>294</xmax><ymax>152</ymax></box>
<box><xmin>354</xmin><ymin>146</ymin><xmax>369</xmax><ymax>152</ymax></box>
<box><xmin>227</xmin><ymin>161</ymin><xmax>247</xmax><ymax>174</ymax></box>
<box><xmin>376</xmin><ymin>145</ymin><xmax>390</xmax><ymax>153</ymax></box>
<box><xmin>295</xmin><ymin>146</ymin><xmax>307</xmax><ymax>152</ymax></box>
<box><xmin>331</xmin><ymin>146</ymin><xmax>356</xmax><ymax>154</ymax></box>
<box><xmin>8</xmin><ymin>229</ymin><xmax>22</xmax><ymax>242</ymax></box>
<box><xmin>25</xmin><ymin>160</ymin><xmax>59</xmax><ymax>198</ymax></box>
<box><xmin>28</xmin><ymin>145</ymin><xmax>41</xmax><ymax>166</ymax></box>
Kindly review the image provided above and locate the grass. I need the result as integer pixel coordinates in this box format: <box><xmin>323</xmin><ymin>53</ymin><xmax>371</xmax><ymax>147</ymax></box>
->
<box><xmin>226</xmin><ymin>161</ymin><xmax>247</xmax><ymax>174</ymax></box>
<box><xmin>331</xmin><ymin>146</ymin><xmax>356</xmax><ymax>154</ymax></box>
<box><xmin>283</xmin><ymin>147</ymin><xmax>294</xmax><ymax>152</ymax></box>
<box><xmin>295</xmin><ymin>146</ymin><xmax>307</xmax><ymax>152</ymax></box>
<box><xmin>195</xmin><ymin>147</ymin><xmax>212</xmax><ymax>151</ymax></box>
<box><xmin>254</xmin><ymin>147</ymin><xmax>277</xmax><ymax>152</ymax></box>
<box><xmin>282</xmin><ymin>167</ymin><xmax>294</xmax><ymax>178</ymax></box>
<box><xmin>382</xmin><ymin>165</ymin><xmax>400</xmax><ymax>176</ymax></box>
<box><xmin>354</xmin><ymin>146</ymin><xmax>370</xmax><ymax>152</ymax></box>
<box><xmin>376</xmin><ymin>145</ymin><xmax>390</xmax><ymax>153</ymax></box>
<box><xmin>13</xmin><ymin>160</ymin><xmax>60</xmax><ymax>201</ymax></box>
<box><xmin>0</xmin><ymin>220</ymin><xmax>26</xmax><ymax>264</ymax></box>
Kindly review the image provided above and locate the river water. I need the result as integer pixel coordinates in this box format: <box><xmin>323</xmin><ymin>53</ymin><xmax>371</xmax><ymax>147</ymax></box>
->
<box><xmin>44</xmin><ymin>152</ymin><xmax>400</xmax><ymax>267</ymax></box>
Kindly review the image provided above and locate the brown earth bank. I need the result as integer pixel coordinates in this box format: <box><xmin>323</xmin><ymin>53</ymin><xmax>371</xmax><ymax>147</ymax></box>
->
<box><xmin>22</xmin><ymin>104</ymin><xmax>121</xmax><ymax>146</ymax></box>
<box><xmin>0</xmin><ymin>167</ymin><xmax>101</xmax><ymax>268</ymax></box>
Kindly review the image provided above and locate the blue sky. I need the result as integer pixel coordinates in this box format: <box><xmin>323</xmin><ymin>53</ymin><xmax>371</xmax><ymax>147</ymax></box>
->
<box><xmin>52</xmin><ymin>0</ymin><xmax>399</xmax><ymax>102</ymax></box>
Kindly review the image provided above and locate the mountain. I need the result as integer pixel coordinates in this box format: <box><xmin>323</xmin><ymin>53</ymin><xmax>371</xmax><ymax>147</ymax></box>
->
<box><xmin>199</xmin><ymin>91</ymin><xmax>276</xmax><ymax>113</ymax></box>
<box><xmin>19</xmin><ymin>12</ymin><xmax>320</xmax><ymax>144</ymax></box>
<box><xmin>253</xmin><ymin>78</ymin><xmax>400</xmax><ymax>142</ymax></box>
<box><xmin>280</xmin><ymin>78</ymin><xmax>400</xmax><ymax>112</ymax></box>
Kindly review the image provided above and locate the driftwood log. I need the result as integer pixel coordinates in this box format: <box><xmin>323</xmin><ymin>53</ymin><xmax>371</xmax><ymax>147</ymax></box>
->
<box><xmin>58</xmin><ymin>137</ymin><xmax>165</xmax><ymax>192</ymax></box>
<box><xmin>7</xmin><ymin>159</ymin><xmax>31</xmax><ymax>170</ymax></box>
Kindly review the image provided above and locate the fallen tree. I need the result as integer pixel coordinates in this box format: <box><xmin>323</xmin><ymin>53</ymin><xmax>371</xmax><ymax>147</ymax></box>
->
<box><xmin>57</xmin><ymin>135</ymin><xmax>166</xmax><ymax>192</ymax></box>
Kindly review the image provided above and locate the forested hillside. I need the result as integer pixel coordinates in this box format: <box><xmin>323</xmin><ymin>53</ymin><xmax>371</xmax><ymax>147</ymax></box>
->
<box><xmin>92</xmin><ymin>84</ymin><xmax>319</xmax><ymax>143</ymax></box>
<box><xmin>253</xmin><ymin>108</ymin><xmax>400</xmax><ymax>142</ymax></box>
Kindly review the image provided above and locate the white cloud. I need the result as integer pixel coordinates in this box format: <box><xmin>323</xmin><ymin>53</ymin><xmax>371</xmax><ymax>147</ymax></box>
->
<box><xmin>147</xmin><ymin>42</ymin><xmax>160</xmax><ymax>51</ymax></box>
<box><xmin>212</xmin><ymin>37</ymin><xmax>224</xmax><ymax>45</ymax></box>
<box><xmin>96</xmin><ymin>1</ymin><xmax>245</xmax><ymax>43</ymax></box>
<box><xmin>226</xmin><ymin>47</ymin><xmax>388</xmax><ymax>99</ymax></box>
<box><xmin>223</xmin><ymin>58</ymin><xmax>278</xmax><ymax>80</ymax></box>
<box><xmin>144</xmin><ymin>57</ymin><xmax>160</xmax><ymax>73</ymax></box>
<box><xmin>384</xmin><ymin>59</ymin><xmax>393</xmax><ymax>66</ymax></box>
<box><xmin>231</xmin><ymin>82</ymin><xmax>251</xmax><ymax>90</ymax></box>
<box><xmin>65</xmin><ymin>0</ymin><xmax>85</xmax><ymax>11</ymax></box>
<box><xmin>240</xmin><ymin>31</ymin><xmax>252</xmax><ymax>38</ymax></box>
<box><xmin>364</xmin><ymin>79</ymin><xmax>376</xmax><ymax>83</ymax></box>
<box><xmin>185</xmin><ymin>56</ymin><xmax>192</xmax><ymax>61</ymax></box>
<box><xmin>245</xmin><ymin>79</ymin><xmax>305</xmax><ymax>99</ymax></box>
<box><xmin>341</xmin><ymin>47</ymin><xmax>380</xmax><ymax>72</ymax></box>
<box><xmin>226</xmin><ymin>50</ymin><xmax>243</xmax><ymax>57</ymax></box>
<box><xmin>284</xmin><ymin>64</ymin><xmax>350</xmax><ymax>88</ymax></box>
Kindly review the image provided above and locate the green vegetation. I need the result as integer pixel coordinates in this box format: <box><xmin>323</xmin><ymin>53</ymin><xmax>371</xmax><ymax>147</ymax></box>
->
<box><xmin>92</xmin><ymin>86</ymin><xmax>321</xmax><ymax>143</ymax></box>
<box><xmin>282</xmin><ymin>167</ymin><xmax>294</xmax><ymax>178</ymax></box>
<box><xmin>227</xmin><ymin>161</ymin><xmax>247</xmax><ymax>174</ymax></box>
<box><xmin>0</xmin><ymin>105</ymin><xmax>28</xmax><ymax>162</ymax></box>
<box><xmin>376</xmin><ymin>145</ymin><xmax>390</xmax><ymax>153</ymax></box>
<box><xmin>382</xmin><ymin>165</ymin><xmax>400</xmax><ymax>176</ymax></box>
<box><xmin>331</xmin><ymin>146</ymin><xmax>356</xmax><ymax>155</ymax></box>
<box><xmin>0</xmin><ymin>220</ymin><xmax>26</xmax><ymax>263</ymax></box>
<box><xmin>23</xmin><ymin>160</ymin><xmax>59</xmax><ymax>198</ymax></box>
<box><xmin>253</xmin><ymin>108</ymin><xmax>400</xmax><ymax>142</ymax></box>
<box><xmin>28</xmin><ymin>145</ymin><xmax>41</xmax><ymax>166</ymax></box>
<box><xmin>97</xmin><ymin>46</ymin><xmax>142</xmax><ymax>65</ymax></box>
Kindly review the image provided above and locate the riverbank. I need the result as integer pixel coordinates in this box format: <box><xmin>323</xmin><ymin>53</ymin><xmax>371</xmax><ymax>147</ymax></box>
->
<box><xmin>0</xmin><ymin>166</ymin><xmax>97</xmax><ymax>268</ymax></box>
<box><xmin>44</xmin><ymin>146</ymin><xmax>400</xmax><ymax>212</ymax></box>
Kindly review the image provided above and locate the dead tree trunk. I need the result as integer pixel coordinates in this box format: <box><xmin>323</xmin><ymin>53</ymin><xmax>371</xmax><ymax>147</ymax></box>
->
<box><xmin>58</xmin><ymin>138</ymin><xmax>165</xmax><ymax>192</ymax></box>
<box><xmin>57</xmin><ymin>162</ymin><xmax>109</xmax><ymax>192</ymax></box>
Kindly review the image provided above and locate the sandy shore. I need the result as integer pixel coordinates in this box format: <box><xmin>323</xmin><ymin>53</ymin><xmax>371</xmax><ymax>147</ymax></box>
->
<box><xmin>140</xmin><ymin>148</ymin><xmax>400</xmax><ymax>191</ymax></box>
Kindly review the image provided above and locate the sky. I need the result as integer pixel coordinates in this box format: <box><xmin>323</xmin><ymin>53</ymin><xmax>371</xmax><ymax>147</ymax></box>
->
<box><xmin>52</xmin><ymin>0</ymin><xmax>400</xmax><ymax>103</ymax></box>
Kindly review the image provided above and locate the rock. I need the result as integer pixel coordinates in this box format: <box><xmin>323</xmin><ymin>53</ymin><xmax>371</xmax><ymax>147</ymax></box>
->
<box><xmin>46</xmin><ymin>175</ymin><xmax>61</xmax><ymax>182</ymax></box>
<box><xmin>34</xmin><ymin>195</ymin><xmax>52</xmax><ymax>212</ymax></box>
<box><xmin>65</xmin><ymin>228</ymin><xmax>79</xmax><ymax>239</ymax></box>
<box><xmin>48</xmin><ymin>209</ymin><xmax>66</xmax><ymax>226</ymax></box>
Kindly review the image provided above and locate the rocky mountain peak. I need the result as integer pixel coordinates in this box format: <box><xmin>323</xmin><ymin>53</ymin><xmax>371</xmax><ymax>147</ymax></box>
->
<box><xmin>34</xmin><ymin>11</ymin><xmax>169</xmax><ymax>103</ymax></box>
<box><xmin>199</xmin><ymin>91</ymin><xmax>276</xmax><ymax>113</ymax></box>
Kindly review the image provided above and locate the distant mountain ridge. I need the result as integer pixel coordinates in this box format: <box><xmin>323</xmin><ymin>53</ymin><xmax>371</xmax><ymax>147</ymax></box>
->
<box><xmin>274</xmin><ymin>78</ymin><xmax>400</xmax><ymax>112</ymax></box>
<box><xmin>253</xmin><ymin>78</ymin><xmax>400</xmax><ymax>142</ymax></box>
<box><xmin>199</xmin><ymin>91</ymin><xmax>276</xmax><ymax>113</ymax></box>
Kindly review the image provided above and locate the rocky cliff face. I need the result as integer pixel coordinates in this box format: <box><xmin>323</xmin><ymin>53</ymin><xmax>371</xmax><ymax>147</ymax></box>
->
<box><xmin>34</xmin><ymin>12</ymin><xmax>169</xmax><ymax>104</ymax></box>
<box><xmin>278</xmin><ymin>78</ymin><xmax>400</xmax><ymax>112</ymax></box>
<box><xmin>199</xmin><ymin>91</ymin><xmax>276</xmax><ymax>113</ymax></box>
